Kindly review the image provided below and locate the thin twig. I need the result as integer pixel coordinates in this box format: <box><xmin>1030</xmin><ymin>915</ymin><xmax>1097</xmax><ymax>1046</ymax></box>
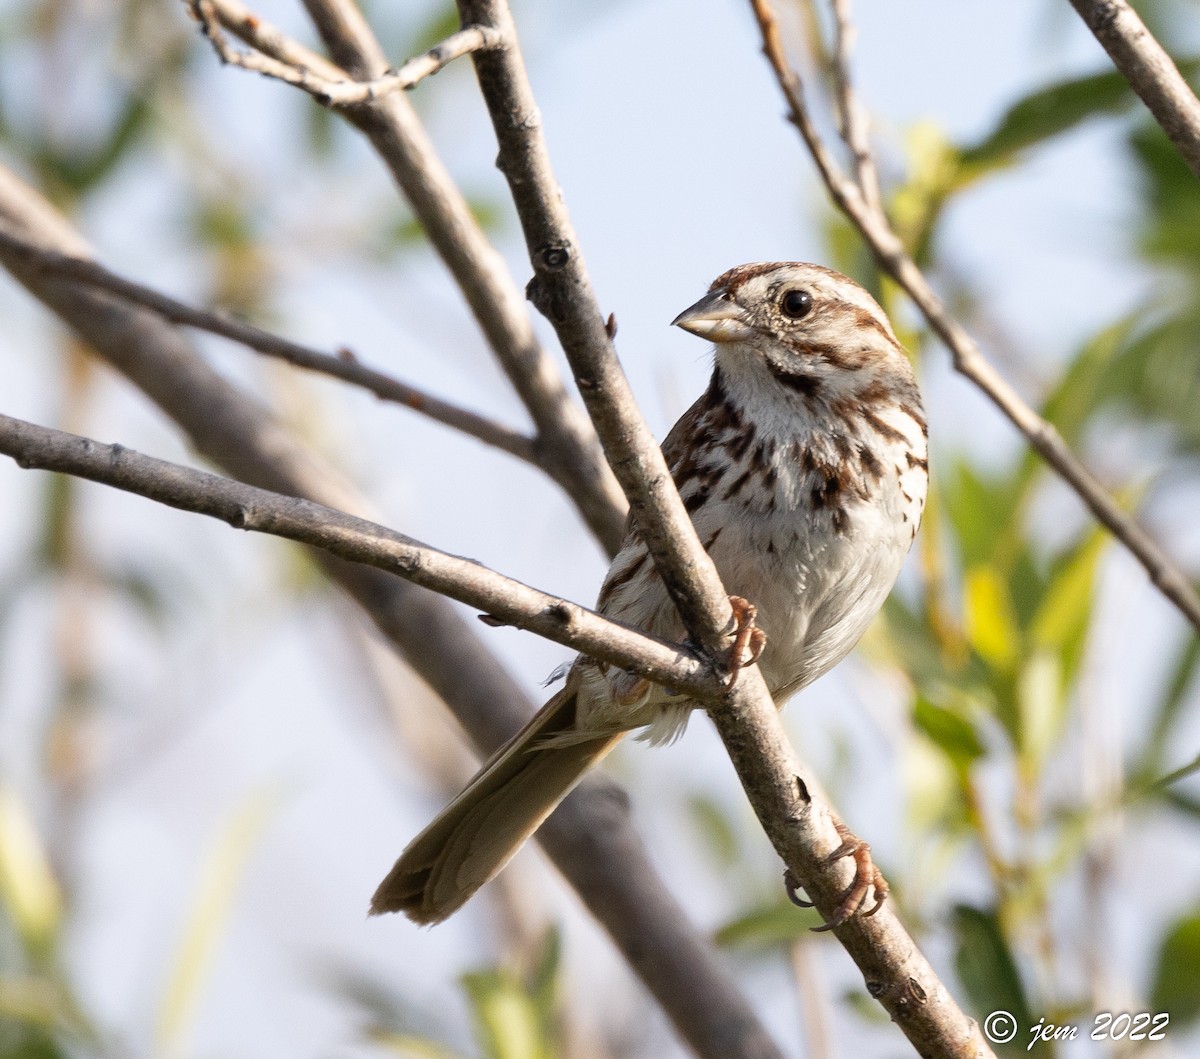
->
<box><xmin>233</xmin><ymin>0</ymin><xmax>630</xmax><ymax>554</ymax></box>
<box><xmin>0</xmin><ymin>225</ymin><xmax>536</xmax><ymax>465</ymax></box>
<box><xmin>829</xmin><ymin>0</ymin><xmax>882</xmax><ymax>214</ymax></box>
<box><xmin>0</xmin><ymin>163</ymin><xmax>788</xmax><ymax>1059</ymax></box>
<box><xmin>1067</xmin><ymin>0</ymin><xmax>1200</xmax><ymax>181</ymax></box>
<box><xmin>188</xmin><ymin>0</ymin><xmax>502</xmax><ymax>107</ymax></box>
<box><xmin>205</xmin><ymin>0</ymin><xmax>345</xmax><ymax>79</ymax></box>
<box><xmin>0</xmin><ymin>414</ymin><xmax>719</xmax><ymax>698</ymax></box>
<box><xmin>751</xmin><ymin>0</ymin><xmax>1200</xmax><ymax>637</ymax></box>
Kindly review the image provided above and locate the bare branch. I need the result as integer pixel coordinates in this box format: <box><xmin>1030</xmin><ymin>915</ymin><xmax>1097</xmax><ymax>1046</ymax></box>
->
<box><xmin>0</xmin><ymin>225</ymin><xmax>536</xmax><ymax>465</ymax></box>
<box><xmin>751</xmin><ymin>0</ymin><xmax>1200</xmax><ymax>637</ymax></box>
<box><xmin>829</xmin><ymin>0</ymin><xmax>882</xmax><ymax>213</ymax></box>
<box><xmin>458</xmin><ymin>0</ymin><xmax>735</xmax><ymax>650</ymax></box>
<box><xmin>1068</xmin><ymin>0</ymin><xmax>1200</xmax><ymax>181</ymax></box>
<box><xmin>189</xmin><ymin>0</ymin><xmax>502</xmax><ymax>107</ymax></box>
<box><xmin>0</xmin><ymin>163</ymin><xmax>789</xmax><ymax>1059</ymax></box>
<box><xmin>204</xmin><ymin>0</ymin><xmax>345</xmax><ymax>79</ymax></box>
<box><xmin>456</xmin><ymin>3</ymin><xmax>994</xmax><ymax>1054</ymax></box>
<box><xmin>0</xmin><ymin>414</ymin><xmax>717</xmax><ymax>698</ymax></box>
<box><xmin>227</xmin><ymin>0</ymin><xmax>629</xmax><ymax>554</ymax></box>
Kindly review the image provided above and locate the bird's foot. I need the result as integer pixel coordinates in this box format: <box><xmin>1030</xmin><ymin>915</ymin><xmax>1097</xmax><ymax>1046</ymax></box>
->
<box><xmin>724</xmin><ymin>596</ymin><xmax>767</xmax><ymax>689</ymax></box>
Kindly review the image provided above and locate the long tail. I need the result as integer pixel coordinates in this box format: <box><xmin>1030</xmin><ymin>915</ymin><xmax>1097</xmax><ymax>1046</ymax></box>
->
<box><xmin>369</xmin><ymin>677</ymin><xmax>623</xmax><ymax>923</ymax></box>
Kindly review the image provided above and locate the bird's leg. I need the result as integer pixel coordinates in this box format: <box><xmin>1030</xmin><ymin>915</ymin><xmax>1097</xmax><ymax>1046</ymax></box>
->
<box><xmin>724</xmin><ymin>595</ymin><xmax>767</xmax><ymax>689</ymax></box>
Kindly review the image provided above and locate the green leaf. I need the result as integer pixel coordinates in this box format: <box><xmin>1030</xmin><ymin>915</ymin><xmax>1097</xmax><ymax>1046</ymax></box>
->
<box><xmin>713</xmin><ymin>901</ymin><xmax>822</xmax><ymax>949</ymax></box>
<box><xmin>1030</xmin><ymin>527</ymin><xmax>1107</xmax><ymax>686</ymax></box>
<box><xmin>1016</xmin><ymin>651</ymin><xmax>1063</xmax><ymax>769</ymax></box>
<box><xmin>964</xmin><ymin>565</ymin><xmax>1020</xmax><ymax>672</ymax></box>
<box><xmin>912</xmin><ymin>695</ymin><xmax>985</xmax><ymax>768</ymax></box>
<box><xmin>1149</xmin><ymin>913</ymin><xmax>1200</xmax><ymax>1026</ymax></box>
<box><xmin>942</xmin><ymin>461</ymin><xmax>1022</xmax><ymax>571</ymax></box>
<box><xmin>959</xmin><ymin>69</ymin><xmax>1137</xmax><ymax>177</ymax></box>
<box><xmin>156</xmin><ymin>786</ymin><xmax>284</xmax><ymax>1054</ymax></box>
<box><xmin>461</xmin><ymin>969</ymin><xmax>546</xmax><ymax>1059</ymax></box>
<box><xmin>952</xmin><ymin>904</ymin><xmax>1032</xmax><ymax>1037</ymax></box>
<box><xmin>0</xmin><ymin>786</ymin><xmax>62</xmax><ymax>959</ymax></box>
<box><xmin>1142</xmin><ymin>632</ymin><xmax>1200</xmax><ymax>771</ymax></box>
<box><xmin>528</xmin><ymin>929</ymin><xmax>561</xmax><ymax>1035</ymax></box>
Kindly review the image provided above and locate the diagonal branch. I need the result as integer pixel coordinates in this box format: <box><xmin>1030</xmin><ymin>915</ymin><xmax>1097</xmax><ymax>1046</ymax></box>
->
<box><xmin>0</xmin><ymin>414</ymin><xmax>718</xmax><ymax>698</ymax></box>
<box><xmin>0</xmin><ymin>162</ymin><xmax>789</xmax><ymax>1059</ymax></box>
<box><xmin>189</xmin><ymin>0</ymin><xmax>502</xmax><ymax>107</ymax></box>
<box><xmin>192</xmin><ymin>0</ymin><xmax>629</xmax><ymax>554</ymax></box>
<box><xmin>457</xmin><ymin>2</ymin><xmax>992</xmax><ymax>1054</ymax></box>
<box><xmin>0</xmin><ymin>225</ymin><xmax>536</xmax><ymax>465</ymax></box>
<box><xmin>751</xmin><ymin>0</ymin><xmax>1200</xmax><ymax>637</ymax></box>
<box><xmin>458</xmin><ymin>0</ymin><xmax>735</xmax><ymax>650</ymax></box>
<box><xmin>1067</xmin><ymin>0</ymin><xmax>1200</xmax><ymax>181</ymax></box>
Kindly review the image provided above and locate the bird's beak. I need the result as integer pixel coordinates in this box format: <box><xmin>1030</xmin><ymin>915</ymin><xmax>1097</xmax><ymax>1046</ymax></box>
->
<box><xmin>671</xmin><ymin>289</ymin><xmax>755</xmax><ymax>343</ymax></box>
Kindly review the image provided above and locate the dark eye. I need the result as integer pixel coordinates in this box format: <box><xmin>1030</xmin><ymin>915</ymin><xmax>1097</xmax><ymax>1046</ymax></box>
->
<box><xmin>780</xmin><ymin>289</ymin><xmax>813</xmax><ymax>319</ymax></box>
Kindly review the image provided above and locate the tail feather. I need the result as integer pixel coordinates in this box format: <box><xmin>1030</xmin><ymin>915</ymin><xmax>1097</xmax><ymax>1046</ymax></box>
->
<box><xmin>370</xmin><ymin>679</ymin><xmax>623</xmax><ymax>923</ymax></box>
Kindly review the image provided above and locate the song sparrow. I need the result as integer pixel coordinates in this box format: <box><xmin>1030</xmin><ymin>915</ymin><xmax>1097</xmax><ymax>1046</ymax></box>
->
<box><xmin>371</xmin><ymin>262</ymin><xmax>927</xmax><ymax>925</ymax></box>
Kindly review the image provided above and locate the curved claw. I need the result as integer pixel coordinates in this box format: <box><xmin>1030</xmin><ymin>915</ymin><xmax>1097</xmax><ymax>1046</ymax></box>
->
<box><xmin>802</xmin><ymin>820</ymin><xmax>891</xmax><ymax>933</ymax></box>
<box><xmin>783</xmin><ymin>868</ymin><xmax>814</xmax><ymax>908</ymax></box>
<box><xmin>725</xmin><ymin>596</ymin><xmax>767</xmax><ymax>689</ymax></box>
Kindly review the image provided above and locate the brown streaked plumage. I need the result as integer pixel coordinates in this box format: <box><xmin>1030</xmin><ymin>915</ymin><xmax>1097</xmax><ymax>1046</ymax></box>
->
<box><xmin>371</xmin><ymin>263</ymin><xmax>927</xmax><ymax>927</ymax></box>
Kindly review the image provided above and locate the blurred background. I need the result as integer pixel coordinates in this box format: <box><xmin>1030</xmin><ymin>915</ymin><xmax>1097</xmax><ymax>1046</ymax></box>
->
<box><xmin>1</xmin><ymin>0</ymin><xmax>1198</xmax><ymax>1056</ymax></box>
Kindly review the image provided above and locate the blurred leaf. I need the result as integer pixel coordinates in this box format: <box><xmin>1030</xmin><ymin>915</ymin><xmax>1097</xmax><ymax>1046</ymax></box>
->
<box><xmin>0</xmin><ymin>788</ymin><xmax>62</xmax><ymax>959</ymax></box>
<box><xmin>1016</xmin><ymin>651</ymin><xmax>1062</xmax><ymax>770</ymax></box>
<box><xmin>904</xmin><ymin>734</ymin><xmax>970</xmax><ymax>836</ymax></box>
<box><xmin>952</xmin><ymin>905</ymin><xmax>1032</xmax><ymax>1037</ymax></box>
<box><xmin>461</xmin><ymin>969</ymin><xmax>547</xmax><ymax>1059</ymax></box>
<box><xmin>942</xmin><ymin>461</ymin><xmax>1022</xmax><ymax>571</ymax></box>
<box><xmin>1101</xmin><ymin>307</ymin><xmax>1200</xmax><ymax>452</ymax></box>
<box><xmin>1030</xmin><ymin>528</ymin><xmax>1107</xmax><ymax>686</ymax></box>
<box><xmin>528</xmin><ymin>929</ymin><xmax>560</xmax><ymax>1033</ymax></box>
<box><xmin>461</xmin><ymin>931</ymin><xmax>561</xmax><ymax>1059</ymax></box>
<box><xmin>1015</xmin><ymin>319</ymin><xmax>1134</xmax><ymax>497</ymax></box>
<box><xmin>958</xmin><ymin>68</ymin><xmax>1137</xmax><ymax>178</ymax></box>
<box><xmin>369</xmin><ymin>1032</ymin><xmax>468</xmax><ymax>1059</ymax></box>
<box><xmin>964</xmin><ymin>566</ymin><xmax>1020</xmax><ymax>671</ymax></box>
<box><xmin>1142</xmin><ymin>632</ymin><xmax>1200</xmax><ymax>772</ymax></box>
<box><xmin>713</xmin><ymin>901</ymin><xmax>822</xmax><ymax>950</ymax></box>
<box><xmin>890</xmin><ymin>122</ymin><xmax>959</xmax><ymax>261</ymax></box>
<box><xmin>913</xmin><ymin>695</ymin><xmax>985</xmax><ymax>769</ymax></box>
<box><xmin>0</xmin><ymin>977</ymin><xmax>57</xmax><ymax>1027</ymax></box>
<box><xmin>1131</xmin><ymin>121</ymin><xmax>1200</xmax><ymax>271</ymax></box>
<box><xmin>156</xmin><ymin>786</ymin><xmax>284</xmax><ymax>1054</ymax></box>
<box><xmin>1149</xmin><ymin>913</ymin><xmax>1200</xmax><ymax>1026</ymax></box>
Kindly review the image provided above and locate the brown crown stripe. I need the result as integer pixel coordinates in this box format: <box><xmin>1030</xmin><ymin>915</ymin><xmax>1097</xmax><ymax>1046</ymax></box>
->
<box><xmin>906</xmin><ymin>451</ymin><xmax>929</xmax><ymax>471</ymax></box>
<box><xmin>710</xmin><ymin>261</ymin><xmax>788</xmax><ymax>292</ymax></box>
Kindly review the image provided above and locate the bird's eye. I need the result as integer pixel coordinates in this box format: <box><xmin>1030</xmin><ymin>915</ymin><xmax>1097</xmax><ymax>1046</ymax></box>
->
<box><xmin>780</xmin><ymin>289</ymin><xmax>813</xmax><ymax>319</ymax></box>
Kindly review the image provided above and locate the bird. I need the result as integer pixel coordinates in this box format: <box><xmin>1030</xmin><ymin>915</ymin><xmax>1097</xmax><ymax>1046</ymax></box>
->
<box><xmin>370</xmin><ymin>262</ymin><xmax>928</xmax><ymax>925</ymax></box>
